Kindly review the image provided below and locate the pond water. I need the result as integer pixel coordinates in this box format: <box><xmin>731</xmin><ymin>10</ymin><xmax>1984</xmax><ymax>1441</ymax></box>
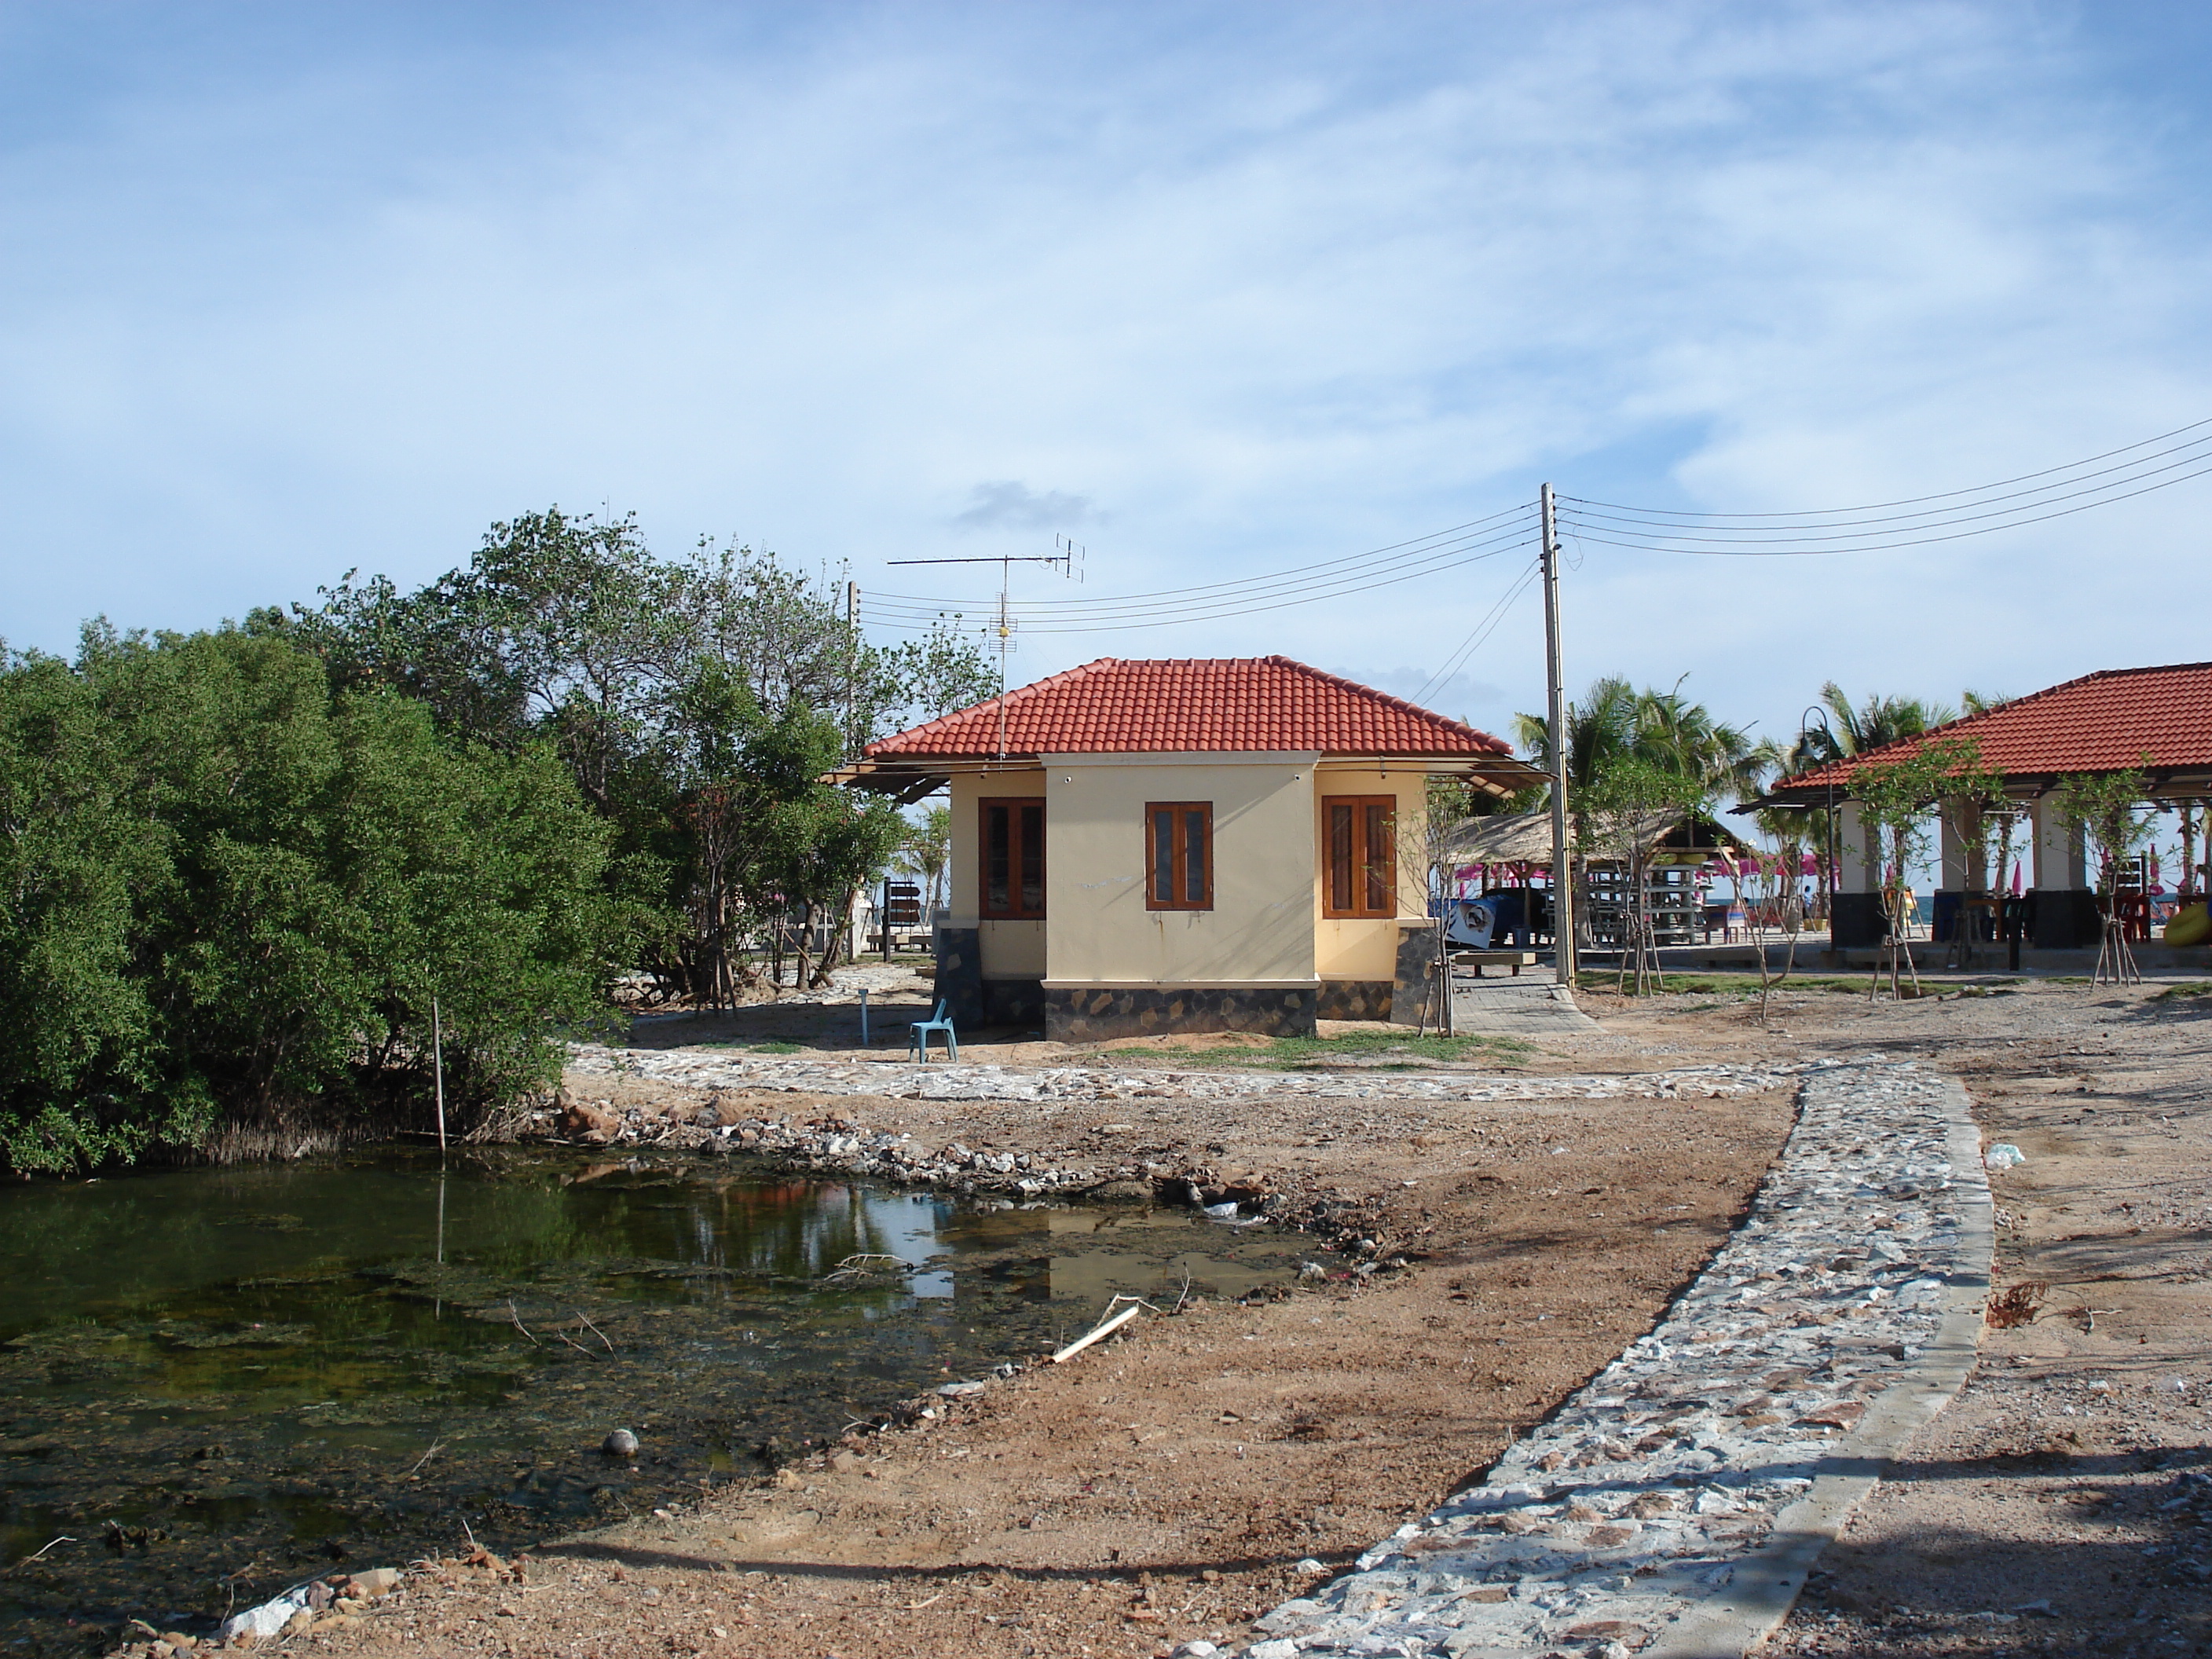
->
<box><xmin>0</xmin><ymin>1148</ymin><xmax>1302</xmax><ymax>1653</ymax></box>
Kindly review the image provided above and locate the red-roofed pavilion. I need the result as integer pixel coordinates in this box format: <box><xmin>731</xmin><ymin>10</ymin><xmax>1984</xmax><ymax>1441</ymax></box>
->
<box><xmin>1751</xmin><ymin>662</ymin><xmax>2212</xmax><ymax>948</ymax></box>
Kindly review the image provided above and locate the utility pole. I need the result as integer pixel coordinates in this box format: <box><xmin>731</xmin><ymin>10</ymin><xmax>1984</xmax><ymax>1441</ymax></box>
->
<box><xmin>1540</xmin><ymin>484</ymin><xmax>1577</xmax><ymax>991</ymax></box>
<box><xmin>844</xmin><ymin>579</ymin><xmax>859</xmax><ymax>753</ymax></box>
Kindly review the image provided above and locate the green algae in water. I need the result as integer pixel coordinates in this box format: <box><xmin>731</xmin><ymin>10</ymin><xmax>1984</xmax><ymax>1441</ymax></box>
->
<box><xmin>0</xmin><ymin>1148</ymin><xmax>1300</xmax><ymax>1653</ymax></box>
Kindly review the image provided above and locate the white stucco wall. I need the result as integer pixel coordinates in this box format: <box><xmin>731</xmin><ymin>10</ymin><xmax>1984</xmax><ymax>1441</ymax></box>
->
<box><xmin>1039</xmin><ymin>753</ymin><xmax>1318</xmax><ymax>987</ymax></box>
<box><xmin>1312</xmin><ymin>763</ymin><xmax>1430</xmax><ymax>981</ymax></box>
<box><xmin>945</xmin><ymin>767</ymin><xmax>1051</xmax><ymax>979</ymax></box>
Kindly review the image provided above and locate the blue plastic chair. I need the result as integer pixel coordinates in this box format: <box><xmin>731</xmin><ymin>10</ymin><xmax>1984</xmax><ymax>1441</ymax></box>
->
<box><xmin>908</xmin><ymin>1000</ymin><xmax>958</xmax><ymax>1063</ymax></box>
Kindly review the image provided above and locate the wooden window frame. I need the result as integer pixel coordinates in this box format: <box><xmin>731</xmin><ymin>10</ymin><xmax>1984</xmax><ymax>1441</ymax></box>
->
<box><xmin>979</xmin><ymin>797</ymin><xmax>1046</xmax><ymax>919</ymax></box>
<box><xmin>1322</xmin><ymin>794</ymin><xmax>1398</xmax><ymax>918</ymax></box>
<box><xmin>1144</xmin><ymin>802</ymin><xmax>1214</xmax><ymax>911</ymax></box>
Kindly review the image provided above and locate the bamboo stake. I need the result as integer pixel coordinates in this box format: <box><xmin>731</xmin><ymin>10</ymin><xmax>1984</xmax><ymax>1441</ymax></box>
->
<box><xmin>432</xmin><ymin>994</ymin><xmax>447</xmax><ymax>1155</ymax></box>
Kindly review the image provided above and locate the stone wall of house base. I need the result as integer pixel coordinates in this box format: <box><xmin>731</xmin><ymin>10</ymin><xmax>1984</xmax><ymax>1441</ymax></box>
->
<box><xmin>933</xmin><ymin>927</ymin><xmax>985</xmax><ymax>1027</ymax></box>
<box><xmin>1316</xmin><ymin>980</ymin><xmax>1393</xmax><ymax>1021</ymax></box>
<box><xmin>1829</xmin><ymin>892</ymin><xmax>1886</xmax><ymax>948</ymax></box>
<box><xmin>2026</xmin><ymin>888</ymin><xmax>2103</xmax><ymax>950</ymax></box>
<box><xmin>1390</xmin><ymin>924</ymin><xmax>1439</xmax><ymax>1027</ymax></box>
<box><xmin>1046</xmin><ymin>986</ymin><xmax>1317</xmax><ymax>1043</ymax></box>
<box><xmin>980</xmin><ymin>977</ymin><xmax>1046</xmax><ymax>1028</ymax></box>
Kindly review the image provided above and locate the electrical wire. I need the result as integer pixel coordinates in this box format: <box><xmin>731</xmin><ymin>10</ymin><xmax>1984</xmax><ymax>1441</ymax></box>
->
<box><xmin>1555</xmin><ymin>411</ymin><xmax>2212</xmax><ymax>555</ymax></box>
<box><xmin>858</xmin><ymin>535</ymin><xmax>1540</xmax><ymax>634</ymax></box>
<box><xmin>1407</xmin><ymin>557</ymin><xmax>1543</xmax><ymax>707</ymax></box>
<box><xmin>854</xmin><ymin>517</ymin><xmax>1540</xmax><ymax>628</ymax></box>
<box><xmin>1559</xmin><ymin>439</ymin><xmax>2212</xmax><ymax>542</ymax></box>
<box><xmin>860</xmin><ymin>500</ymin><xmax>1536</xmax><ymax>613</ymax></box>
<box><xmin>1555</xmin><ymin>454</ymin><xmax>2212</xmax><ymax>556</ymax></box>
<box><xmin>1565</xmin><ymin>412</ymin><xmax>2212</xmax><ymax>520</ymax></box>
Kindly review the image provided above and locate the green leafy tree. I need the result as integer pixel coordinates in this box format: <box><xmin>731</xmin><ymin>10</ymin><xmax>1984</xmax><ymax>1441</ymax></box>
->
<box><xmin>2050</xmin><ymin>764</ymin><xmax>2155</xmax><ymax>987</ymax></box>
<box><xmin>0</xmin><ymin>625</ymin><xmax>626</xmax><ymax>1173</ymax></box>
<box><xmin>1850</xmin><ymin>737</ymin><xmax>1994</xmax><ymax>996</ymax></box>
<box><xmin>1514</xmin><ymin>678</ymin><xmax>1759</xmax><ymax>955</ymax></box>
<box><xmin>298</xmin><ymin>509</ymin><xmax>992</xmax><ymax>1003</ymax></box>
<box><xmin>1577</xmin><ymin>756</ymin><xmax>1708</xmax><ymax>994</ymax></box>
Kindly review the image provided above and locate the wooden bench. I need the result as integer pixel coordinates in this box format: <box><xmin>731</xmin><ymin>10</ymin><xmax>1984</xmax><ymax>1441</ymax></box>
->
<box><xmin>1450</xmin><ymin>949</ymin><xmax>1540</xmax><ymax>978</ymax></box>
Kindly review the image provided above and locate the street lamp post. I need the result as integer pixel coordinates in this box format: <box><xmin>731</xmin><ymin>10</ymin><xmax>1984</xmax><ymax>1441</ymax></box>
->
<box><xmin>1797</xmin><ymin>707</ymin><xmax>1840</xmax><ymax>925</ymax></box>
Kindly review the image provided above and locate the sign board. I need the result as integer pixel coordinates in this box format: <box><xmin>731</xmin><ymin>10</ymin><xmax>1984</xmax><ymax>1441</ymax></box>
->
<box><xmin>881</xmin><ymin>881</ymin><xmax>924</xmax><ymax>926</ymax></box>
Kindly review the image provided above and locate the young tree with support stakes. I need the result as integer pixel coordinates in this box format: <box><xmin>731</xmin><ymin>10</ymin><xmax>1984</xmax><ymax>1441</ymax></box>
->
<box><xmin>1851</xmin><ymin>738</ymin><xmax>1993</xmax><ymax>1001</ymax></box>
<box><xmin>2050</xmin><ymin>765</ymin><xmax>2155</xmax><ymax>987</ymax></box>
<box><xmin>1579</xmin><ymin>756</ymin><xmax>1707</xmax><ymax>997</ymax></box>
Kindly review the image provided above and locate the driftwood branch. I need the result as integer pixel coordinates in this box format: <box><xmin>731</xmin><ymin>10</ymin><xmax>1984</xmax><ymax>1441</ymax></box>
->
<box><xmin>1051</xmin><ymin>1299</ymin><xmax>1148</xmax><ymax>1364</ymax></box>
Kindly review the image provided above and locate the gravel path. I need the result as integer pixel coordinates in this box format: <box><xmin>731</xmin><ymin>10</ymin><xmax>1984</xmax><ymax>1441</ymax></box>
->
<box><xmin>1241</xmin><ymin>1059</ymin><xmax>1990</xmax><ymax>1659</ymax></box>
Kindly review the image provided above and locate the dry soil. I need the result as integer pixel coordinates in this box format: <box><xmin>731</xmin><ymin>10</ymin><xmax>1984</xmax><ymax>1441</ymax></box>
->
<box><xmin>150</xmin><ymin>972</ymin><xmax>2211</xmax><ymax>1659</ymax></box>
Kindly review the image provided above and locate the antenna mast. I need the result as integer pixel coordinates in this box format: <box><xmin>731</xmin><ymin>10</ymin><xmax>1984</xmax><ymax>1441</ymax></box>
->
<box><xmin>885</xmin><ymin>538</ymin><xmax>1084</xmax><ymax>763</ymax></box>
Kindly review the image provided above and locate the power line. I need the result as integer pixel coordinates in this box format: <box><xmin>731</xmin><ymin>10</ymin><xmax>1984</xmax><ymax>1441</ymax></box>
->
<box><xmin>1560</xmin><ymin>436</ymin><xmax>2212</xmax><ymax>542</ymax></box>
<box><xmin>854</xmin><ymin>522</ymin><xmax>1536</xmax><ymax>625</ymax></box>
<box><xmin>1566</xmin><ymin>412</ymin><xmax>2212</xmax><ymax>520</ymax></box>
<box><xmin>1555</xmin><ymin>411</ymin><xmax>2212</xmax><ymax>555</ymax></box>
<box><xmin>1408</xmin><ymin>557</ymin><xmax>1542</xmax><ymax>706</ymax></box>
<box><xmin>1556</xmin><ymin>454</ymin><xmax>2212</xmax><ymax>556</ymax></box>
<box><xmin>856</xmin><ymin>522</ymin><xmax>1540</xmax><ymax>632</ymax></box>
<box><xmin>860</xmin><ymin>500</ymin><xmax>1536</xmax><ymax>613</ymax></box>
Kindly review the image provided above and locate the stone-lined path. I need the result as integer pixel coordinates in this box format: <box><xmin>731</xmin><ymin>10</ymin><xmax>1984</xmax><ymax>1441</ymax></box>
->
<box><xmin>1240</xmin><ymin>1060</ymin><xmax>1990</xmax><ymax>1659</ymax></box>
<box><xmin>567</xmin><ymin>1045</ymin><xmax>1795</xmax><ymax>1105</ymax></box>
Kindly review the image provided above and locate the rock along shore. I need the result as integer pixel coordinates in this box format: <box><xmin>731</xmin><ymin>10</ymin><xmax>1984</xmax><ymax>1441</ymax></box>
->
<box><xmin>552</xmin><ymin>1046</ymin><xmax>1808</xmax><ymax>1250</ymax></box>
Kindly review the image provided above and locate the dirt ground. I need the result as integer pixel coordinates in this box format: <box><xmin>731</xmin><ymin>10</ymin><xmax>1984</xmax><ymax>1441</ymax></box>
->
<box><xmin>153</xmin><ymin>973</ymin><xmax>2210</xmax><ymax>1659</ymax></box>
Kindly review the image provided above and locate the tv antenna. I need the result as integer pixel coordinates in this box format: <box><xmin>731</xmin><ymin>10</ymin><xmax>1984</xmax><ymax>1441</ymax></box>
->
<box><xmin>886</xmin><ymin>538</ymin><xmax>1085</xmax><ymax>758</ymax></box>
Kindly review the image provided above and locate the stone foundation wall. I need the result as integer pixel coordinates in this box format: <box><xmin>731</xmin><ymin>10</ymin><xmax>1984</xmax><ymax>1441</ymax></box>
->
<box><xmin>980</xmin><ymin>977</ymin><xmax>1046</xmax><ymax>1028</ymax></box>
<box><xmin>1045</xmin><ymin>985</ymin><xmax>1318</xmax><ymax>1043</ymax></box>
<box><xmin>1316</xmin><ymin>980</ymin><xmax>1393</xmax><ymax>1021</ymax></box>
<box><xmin>932</xmin><ymin>927</ymin><xmax>984</xmax><ymax>1026</ymax></box>
<box><xmin>1390</xmin><ymin>924</ymin><xmax>1438</xmax><ymax>1027</ymax></box>
<box><xmin>2026</xmin><ymin>888</ymin><xmax>2103</xmax><ymax>950</ymax></box>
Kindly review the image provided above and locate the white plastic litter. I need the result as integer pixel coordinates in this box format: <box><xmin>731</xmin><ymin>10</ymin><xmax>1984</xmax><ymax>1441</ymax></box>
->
<box><xmin>1984</xmin><ymin>1142</ymin><xmax>2026</xmax><ymax>1169</ymax></box>
<box><xmin>1201</xmin><ymin>1200</ymin><xmax>1240</xmax><ymax>1219</ymax></box>
<box><xmin>218</xmin><ymin>1584</ymin><xmax>317</xmax><ymax>1643</ymax></box>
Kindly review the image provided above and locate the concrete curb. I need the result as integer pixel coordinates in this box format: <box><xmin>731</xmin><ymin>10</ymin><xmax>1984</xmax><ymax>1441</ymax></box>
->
<box><xmin>1637</xmin><ymin>1077</ymin><xmax>1990</xmax><ymax>1659</ymax></box>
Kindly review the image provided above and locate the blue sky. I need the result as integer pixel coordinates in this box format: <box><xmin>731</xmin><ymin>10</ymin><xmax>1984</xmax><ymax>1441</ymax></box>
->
<box><xmin>5</xmin><ymin>1</ymin><xmax>2210</xmax><ymax>752</ymax></box>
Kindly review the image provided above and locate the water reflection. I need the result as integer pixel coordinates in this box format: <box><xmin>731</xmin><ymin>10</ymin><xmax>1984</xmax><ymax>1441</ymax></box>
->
<box><xmin>0</xmin><ymin>1149</ymin><xmax>1298</xmax><ymax>1651</ymax></box>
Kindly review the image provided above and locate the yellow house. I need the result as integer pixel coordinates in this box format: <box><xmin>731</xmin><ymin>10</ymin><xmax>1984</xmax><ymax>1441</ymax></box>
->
<box><xmin>840</xmin><ymin>656</ymin><xmax>1539</xmax><ymax>1040</ymax></box>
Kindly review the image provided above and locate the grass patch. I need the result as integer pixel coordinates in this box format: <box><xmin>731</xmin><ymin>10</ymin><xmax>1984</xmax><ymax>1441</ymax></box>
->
<box><xmin>1573</xmin><ymin>971</ymin><xmax>1864</xmax><ymax>997</ymax></box>
<box><xmin>1106</xmin><ymin>1031</ymin><xmax>1533</xmax><ymax>1070</ymax></box>
<box><xmin>714</xmin><ymin>1038</ymin><xmax>806</xmax><ymax>1054</ymax></box>
<box><xmin>2151</xmin><ymin>981</ymin><xmax>2212</xmax><ymax>1002</ymax></box>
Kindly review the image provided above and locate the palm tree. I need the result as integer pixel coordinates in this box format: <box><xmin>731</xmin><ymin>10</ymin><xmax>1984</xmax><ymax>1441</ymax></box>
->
<box><xmin>1787</xmin><ymin>682</ymin><xmax>1955</xmax><ymax>773</ymax></box>
<box><xmin>1633</xmin><ymin>683</ymin><xmax>1763</xmax><ymax>799</ymax></box>
<box><xmin>1518</xmin><ymin>677</ymin><xmax>1763</xmax><ymax>799</ymax></box>
<box><xmin>895</xmin><ymin>804</ymin><xmax>951</xmax><ymax>910</ymax></box>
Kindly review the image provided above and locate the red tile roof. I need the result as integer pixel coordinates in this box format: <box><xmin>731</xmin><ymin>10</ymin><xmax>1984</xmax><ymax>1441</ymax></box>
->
<box><xmin>865</xmin><ymin>656</ymin><xmax>1513</xmax><ymax>759</ymax></box>
<box><xmin>1779</xmin><ymin>661</ymin><xmax>2212</xmax><ymax>792</ymax></box>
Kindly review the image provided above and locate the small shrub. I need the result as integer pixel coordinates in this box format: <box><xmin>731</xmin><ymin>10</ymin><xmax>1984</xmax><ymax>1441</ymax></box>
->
<box><xmin>1986</xmin><ymin>1280</ymin><xmax>2049</xmax><ymax>1330</ymax></box>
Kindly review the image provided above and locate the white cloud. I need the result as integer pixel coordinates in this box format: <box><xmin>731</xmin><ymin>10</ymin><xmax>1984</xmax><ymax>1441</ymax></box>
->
<box><xmin>1</xmin><ymin>1</ymin><xmax>2207</xmax><ymax>758</ymax></box>
<box><xmin>952</xmin><ymin>482</ymin><xmax>1105</xmax><ymax>533</ymax></box>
